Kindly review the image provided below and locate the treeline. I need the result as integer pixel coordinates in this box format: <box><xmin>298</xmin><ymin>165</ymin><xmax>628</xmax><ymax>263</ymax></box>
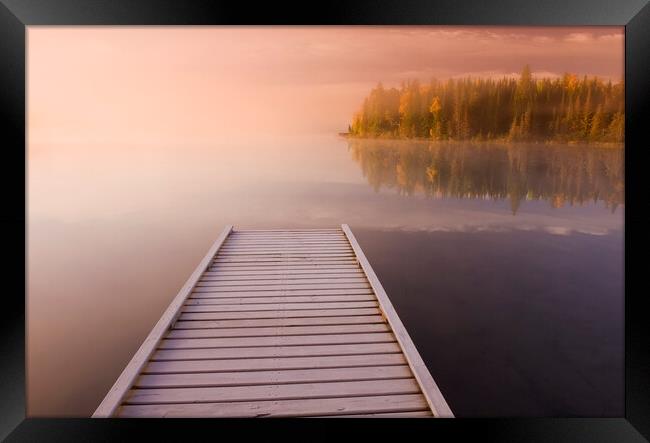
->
<box><xmin>348</xmin><ymin>66</ymin><xmax>624</xmax><ymax>143</ymax></box>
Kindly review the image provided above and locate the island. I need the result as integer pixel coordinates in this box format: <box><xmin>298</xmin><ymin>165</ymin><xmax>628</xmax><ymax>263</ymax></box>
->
<box><xmin>346</xmin><ymin>66</ymin><xmax>624</xmax><ymax>144</ymax></box>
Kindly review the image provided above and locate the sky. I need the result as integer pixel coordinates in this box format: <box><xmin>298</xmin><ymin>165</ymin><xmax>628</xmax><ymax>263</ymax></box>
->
<box><xmin>28</xmin><ymin>26</ymin><xmax>624</xmax><ymax>144</ymax></box>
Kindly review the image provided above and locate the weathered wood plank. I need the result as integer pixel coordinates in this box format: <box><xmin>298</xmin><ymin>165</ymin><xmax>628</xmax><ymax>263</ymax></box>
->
<box><xmin>226</xmin><ymin>234</ymin><xmax>346</xmax><ymax>238</ymax></box>
<box><xmin>226</xmin><ymin>238</ymin><xmax>347</xmax><ymax>241</ymax></box>
<box><xmin>185</xmin><ymin>294</ymin><xmax>376</xmax><ymax>305</ymax></box>
<box><xmin>210</xmin><ymin>264</ymin><xmax>359</xmax><ymax>270</ymax></box>
<box><xmin>151</xmin><ymin>342</ymin><xmax>403</xmax><ymax>361</ymax></box>
<box><xmin>211</xmin><ymin>258</ymin><xmax>358</xmax><ymax>264</ymax></box>
<box><xmin>227</xmin><ymin>239</ymin><xmax>348</xmax><ymax>243</ymax></box>
<box><xmin>143</xmin><ymin>353</ymin><xmax>405</xmax><ymax>374</ymax></box>
<box><xmin>229</xmin><ymin>232</ymin><xmax>345</xmax><ymax>236</ymax></box>
<box><xmin>166</xmin><ymin>323</ymin><xmax>389</xmax><ymax>338</ymax></box>
<box><xmin>223</xmin><ymin>238</ymin><xmax>347</xmax><ymax>242</ymax></box>
<box><xmin>196</xmin><ymin>277</ymin><xmax>368</xmax><ymax>287</ymax></box>
<box><xmin>221</xmin><ymin>244</ymin><xmax>351</xmax><ymax>249</ymax></box>
<box><xmin>217</xmin><ymin>250</ymin><xmax>354</xmax><ymax>253</ymax></box>
<box><xmin>158</xmin><ymin>332</ymin><xmax>396</xmax><ymax>349</ymax></box>
<box><xmin>231</xmin><ymin>229</ymin><xmax>343</xmax><ymax>232</ymax></box>
<box><xmin>135</xmin><ymin>365</ymin><xmax>412</xmax><ymax>388</ymax></box>
<box><xmin>178</xmin><ymin>307</ymin><xmax>382</xmax><ymax>321</ymax></box>
<box><xmin>217</xmin><ymin>250</ymin><xmax>354</xmax><ymax>255</ymax></box>
<box><xmin>206</xmin><ymin>267</ymin><xmax>360</xmax><ymax>274</ymax></box>
<box><xmin>223</xmin><ymin>240</ymin><xmax>348</xmax><ymax>245</ymax></box>
<box><xmin>215</xmin><ymin>253</ymin><xmax>356</xmax><ymax>259</ymax></box>
<box><xmin>213</xmin><ymin>255</ymin><xmax>353</xmax><ymax>261</ymax></box>
<box><xmin>231</xmin><ymin>239</ymin><xmax>347</xmax><ymax>242</ymax></box>
<box><xmin>92</xmin><ymin>225</ymin><xmax>234</xmax><ymax>417</ymax></box>
<box><xmin>217</xmin><ymin>250</ymin><xmax>353</xmax><ymax>255</ymax></box>
<box><xmin>200</xmin><ymin>272</ymin><xmax>365</xmax><ymax>281</ymax></box>
<box><xmin>216</xmin><ymin>256</ymin><xmax>354</xmax><ymax>260</ymax></box>
<box><xmin>208</xmin><ymin>268</ymin><xmax>361</xmax><ymax>275</ymax></box>
<box><xmin>202</xmin><ymin>268</ymin><xmax>362</xmax><ymax>277</ymax></box>
<box><xmin>317</xmin><ymin>410</ymin><xmax>433</xmax><ymax>418</ymax></box>
<box><xmin>172</xmin><ymin>315</ymin><xmax>386</xmax><ymax>329</ymax></box>
<box><xmin>190</xmin><ymin>288</ymin><xmax>374</xmax><ymax>298</ymax></box>
<box><xmin>219</xmin><ymin>244</ymin><xmax>347</xmax><ymax>249</ymax></box>
<box><xmin>220</xmin><ymin>247</ymin><xmax>352</xmax><ymax>252</ymax></box>
<box><xmin>197</xmin><ymin>276</ymin><xmax>366</xmax><ymax>285</ymax></box>
<box><xmin>228</xmin><ymin>238</ymin><xmax>347</xmax><ymax>243</ymax></box>
<box><xmin>229</xmin><ymin>232</ymin><xmax>344</xmax><ymax>236</ymax></box>
<box><xmin>219</xmin><ymin>247</ymin><xmax>353</xmax><ymax>257</ymax></box>
<box><xmin>192</xmin><ymin>283</ymin><xmax>371</xmax><ymax>293</ymax></box>
<box><xmin>212</xmin><ymin>257</ymin><xmax>356</xmax><ymax>262</ymax></box>
<box><xmin>341</xmin><ymin>224</ymin><xmax>453</xmax><ymax>418</ymax></box>
<box><xmin>226</xmin><ymin>235</ymin><xmax>347</xmax><ymax>238</ymax></box>
<box><xmin>181</xmin><ymin>301</ymin><xmax>378</xmax><ymax>312</ymax></box>
<box><xmin>226</xmin><ymin>235</ymin><xmax>347</xmax><ymax>239</ymax></box>
<box><xmin>228</xmin><ymin>234</ymin><xmax>346</xmax><ymax>239</ymax></box>
<box><xmin>117</xmin><ymin>394</ymin><xmax>428</xmax><ymax>418</ymax></box>
<box><xmin>123</xmin><ymin>378</ymin><xmax>420</xmax><ymax>405</ymax></box>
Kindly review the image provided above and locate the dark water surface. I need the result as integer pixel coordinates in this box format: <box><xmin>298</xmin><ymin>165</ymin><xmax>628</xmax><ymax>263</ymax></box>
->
<box><xmin>27</xmin><ymin>135</ymin><xmax>623</xmax><ymax>416</ymax></box>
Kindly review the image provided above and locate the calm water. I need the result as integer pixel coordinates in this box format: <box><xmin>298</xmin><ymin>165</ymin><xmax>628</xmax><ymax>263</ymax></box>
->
<box><xmin>27</xmin><ymin>135</ymin><xmax>624</xmax><ymax>416</ymax></box>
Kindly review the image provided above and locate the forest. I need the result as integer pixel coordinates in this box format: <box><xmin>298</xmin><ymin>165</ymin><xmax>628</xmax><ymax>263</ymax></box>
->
<box><xmin>347</xmin><ymin>66</ymin><xmax>624</xmax><ymax>143</ymax></box>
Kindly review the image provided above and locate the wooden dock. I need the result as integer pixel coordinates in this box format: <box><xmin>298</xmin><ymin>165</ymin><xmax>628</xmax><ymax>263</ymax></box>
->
<box><xmin>93</xmin><ymin>225</ymin><xmax>453</xmax><ymax>418</ymax></box>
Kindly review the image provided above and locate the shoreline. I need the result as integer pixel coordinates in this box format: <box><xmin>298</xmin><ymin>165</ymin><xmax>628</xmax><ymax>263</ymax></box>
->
<box><xmin>338</xmin><ymin>133</ymin><xmax>624</xmax><ymax>148</ymax></box>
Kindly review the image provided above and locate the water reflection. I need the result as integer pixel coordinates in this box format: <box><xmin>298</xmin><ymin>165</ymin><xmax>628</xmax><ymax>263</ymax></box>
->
<box><xmin>28</xmin><ymin>135</ymin><xmax>624</xmax><ymax>417</ymax></box>
<box><xmin>348</xmin><ymin>139</ymin><xmax>624</xmax><ymax>214</ymax></box>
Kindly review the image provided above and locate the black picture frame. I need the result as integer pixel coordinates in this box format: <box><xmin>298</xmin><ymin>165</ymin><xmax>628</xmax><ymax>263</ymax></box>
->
<box><xmin>1</xmin><ymin>0</ymin><xmax>648</xmax><ymax>440</ymax></box>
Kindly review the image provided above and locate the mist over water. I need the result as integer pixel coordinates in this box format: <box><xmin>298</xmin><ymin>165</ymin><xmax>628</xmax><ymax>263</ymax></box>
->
<box><xmin>27</xmin><ymin>135</ymin><xmax>623</xmax><ymax>416</ymax></box>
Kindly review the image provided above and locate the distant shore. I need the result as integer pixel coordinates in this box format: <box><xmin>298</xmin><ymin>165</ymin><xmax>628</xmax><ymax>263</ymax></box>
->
<box><xmin>347</xmin><ymin>67</ymin><xmax>624</xmax><ymax>146</ymax></box>
<box><xmin>338</xmin><ymin>132</ymin><xmax>624</xmax><ymax>148</ymax></box>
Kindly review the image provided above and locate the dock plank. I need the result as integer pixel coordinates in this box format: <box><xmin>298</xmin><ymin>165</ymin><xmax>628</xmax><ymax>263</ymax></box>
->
<box><xmin>195</xmin><ymin>277</ymin><xmax>368</xmax><ymax>286</ymax></box>
<box><xmin>143</xmin><ymin>353</ymin><xmax>405</xmax><ymax>374</ymax></box>
<box><xmin>124</xmin><ymin>378</ymin><xmax>421</xmax><ymax>404</ymax></box>
<box><xmin>158</xmin><ymin>332</ymin><xmax>396</xmax><ymax>349</ymax></box>
<box><xmin>181</xmin><ymin>301</ymin><xmax>378</xmax><ymax>312</ymax></box>
<box><xmin>151</xmin><ymin>342</ymin><xmax>403</xmax><ymax>361</ymax></box>
<box><xmin>191</xmin><ymin>283</ymin><xmax>372</xmax><ymax>293</ymax></box>
<box><xmin>211</xmin><ymin>258</ymin><xmax>358</xmax><ymax>265</ymax></box>
<box><xmin>135</xmin><ymin>365</ymin><xmax>412</xmax><ymax>388</ymax></box>
<box><xmin>222</xmin><ymin>242</ymin><xmax>352</xmax><ymax>247</ymax></box>
<box><xmin>317</xmin><ymin>410</ymin><xmax>433</xmax><ymax>418</ymax></box>
<box><xmin>190</xmin><ymin>288</ymin><xmax>374</xmax><ymax>298</ymax></box>
<box><xmin>199</xmin><ymin>273</ymin><xmax>366</xmax><ymax>282</ymax></box>
<box><xmin>202</xmin><ymin>268</ymin><xmax>363</xmax><ymax>276</ymax></box>
<box><xmin>220</xmin><ymin>245</ymin><xmax>352</xmax><ymax>250</ymax></box>
<box><xmin>172</xmin><ymin>315</ymin><xmax>386</xmax><ymax>329</ymax></box>
<box><xmin>118</xmin><ymin>394</ymin><xmax>428</xmax><ymax>417</ymax></box>
<box><xmin>185</xmin><ymin>295</ymin><xmax>376</xmax><ymax>305</ymax></box>
<box><xmin>178</xmin><ymin>307</ymin><xmax>383</xmax><ymax>321</ymax></box>
<box><xmin>165</xmin><ymin>323</ymin><xmax>389</xmax><ymax>338</ymax></box>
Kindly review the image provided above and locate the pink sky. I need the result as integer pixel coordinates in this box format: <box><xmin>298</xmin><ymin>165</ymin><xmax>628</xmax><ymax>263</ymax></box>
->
<box><xmin>28</xmin><ymin>26</ymin><xmax>624</xmax><ymax>144</ymax></box>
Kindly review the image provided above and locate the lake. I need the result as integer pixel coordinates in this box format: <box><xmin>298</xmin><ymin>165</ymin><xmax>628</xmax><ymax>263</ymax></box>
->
<box><xmin>27</xmin><ymin>135</ymin><xmax>624</xmax><ymax>416</ymax></box>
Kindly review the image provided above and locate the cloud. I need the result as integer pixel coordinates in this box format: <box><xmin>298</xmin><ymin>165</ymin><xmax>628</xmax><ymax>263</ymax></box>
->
<box><xmin>532</xmin><ymin>36</ymin><xmax>554</xmax><ymax>44</ymax></box>
<box><xmin>598</xmin><ymin>33</ymin><xmax>624</xmax><ymax>42</ymax></box>
<box><xmin>564</xmin><ymin>33</ymin><xmax>594</xmax><ymax>43</ymax></box>
<box><xmin>531</xmin><ymin>70</ymin><xmax>562</xmax><ymax>79</ymax></box>
<box><xmin>545</xmin><ymin>226</ymin><xmax>571</xmax><ymax>235</ymax></box>
<box><xmin>449</xmin><ymin>70</ymin><xmax>562</xmax><ymax>80</ymax></box>
<box><xmin>450</xmin><ymin>70</ymin><xmax>519</xmax><ymax>80</ymax></box>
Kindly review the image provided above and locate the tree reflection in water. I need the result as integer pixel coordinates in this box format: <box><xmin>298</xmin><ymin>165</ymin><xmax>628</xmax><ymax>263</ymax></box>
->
<box><xmin>348</xmin><ymin>139</ymin><xmax>624</xmax><ymax>215</ymax></box>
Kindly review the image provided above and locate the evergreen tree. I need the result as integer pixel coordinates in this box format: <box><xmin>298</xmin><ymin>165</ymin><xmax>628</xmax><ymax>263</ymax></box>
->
<box><xmin>348</xmin><ymin>66</ymin><xmax>623</xmax><ymax>143</ymax></box>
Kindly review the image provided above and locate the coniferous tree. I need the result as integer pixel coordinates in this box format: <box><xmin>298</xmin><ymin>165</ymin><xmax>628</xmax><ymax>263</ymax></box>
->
<box><xmin>348</xmin><ymin>66</ymin><xmax>623</xmax><ymax>143</ymax></box>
